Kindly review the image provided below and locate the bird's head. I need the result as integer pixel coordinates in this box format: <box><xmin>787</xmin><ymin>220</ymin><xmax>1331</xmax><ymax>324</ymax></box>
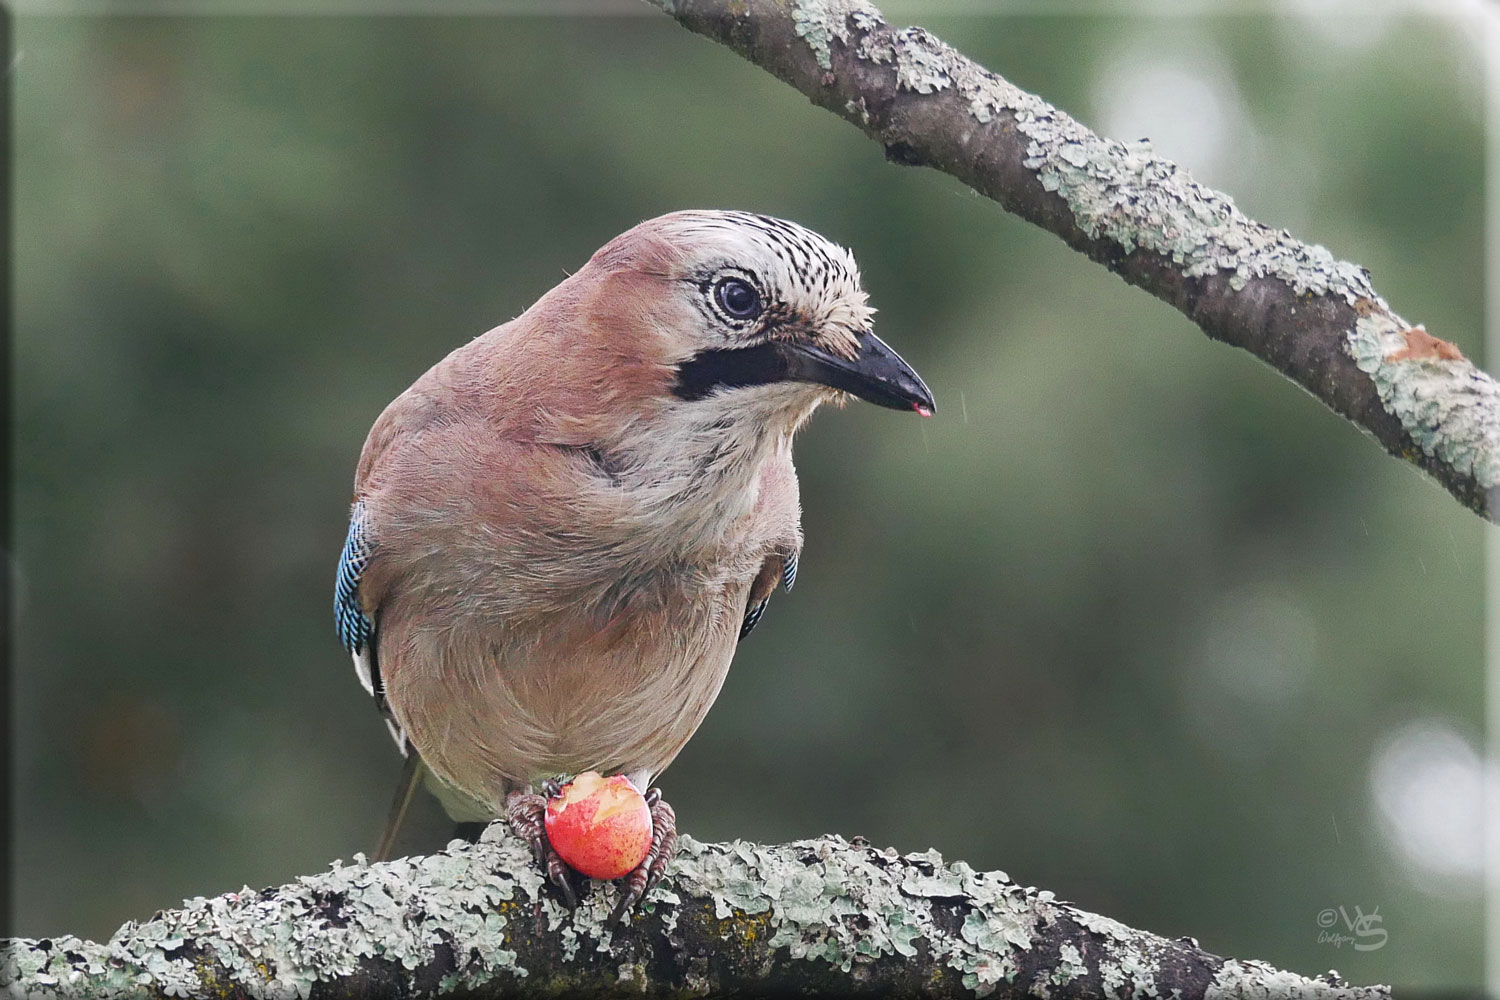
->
<box><xmin>573</xmin><ymin>211</ymin><xmax>935</xmax><ymax>434</ymax></box>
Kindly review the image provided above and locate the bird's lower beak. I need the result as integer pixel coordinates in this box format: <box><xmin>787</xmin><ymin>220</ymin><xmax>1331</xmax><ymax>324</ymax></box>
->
<box><xmin>781</xmin><ymin>331</ymin><xmax>935</xmax><ymax>416</ymax></box>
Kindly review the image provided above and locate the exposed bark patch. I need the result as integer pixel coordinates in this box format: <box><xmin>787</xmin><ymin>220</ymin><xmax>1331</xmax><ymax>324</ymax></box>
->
<box><xmin>1386</xmin><ymin>325</ymin><xmax>1466</xmax><ymax>363</ymax></box>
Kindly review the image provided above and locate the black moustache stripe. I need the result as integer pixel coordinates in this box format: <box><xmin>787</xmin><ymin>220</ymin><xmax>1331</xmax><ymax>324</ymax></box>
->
<box><xmin>672</xmin><ymin>343</ymin><xmax>791</xmax><ymax>401</ymax></box>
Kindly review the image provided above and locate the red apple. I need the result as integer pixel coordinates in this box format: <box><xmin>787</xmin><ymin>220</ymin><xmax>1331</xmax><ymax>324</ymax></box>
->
<box><xmin>543</xmin><ymin>771</ymin><xmax>653</xmax><ymax>880</ymax></box>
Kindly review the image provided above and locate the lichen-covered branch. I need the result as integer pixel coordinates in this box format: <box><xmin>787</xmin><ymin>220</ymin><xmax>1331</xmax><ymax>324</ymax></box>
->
<box><xmin>646</xmin><ymin>0</ymin><xmax>1499</xmax><ymax>522</ymax></box>
<box><xmin>2</xmin><ymin>827</ymin><xmax>1385</xmax><ymax>999</ymax></box>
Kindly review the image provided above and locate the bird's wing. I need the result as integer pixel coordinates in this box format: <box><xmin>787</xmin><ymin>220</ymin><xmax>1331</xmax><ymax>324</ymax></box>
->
<box><xmin>740</xmin><ymin>548</ymin><xmax>798</xmax><ymax>641</ymax></box>
<box><xmin>336</xmin><ymin>498</ymin><xmax>408</xmax><ymax>754</ymax></box>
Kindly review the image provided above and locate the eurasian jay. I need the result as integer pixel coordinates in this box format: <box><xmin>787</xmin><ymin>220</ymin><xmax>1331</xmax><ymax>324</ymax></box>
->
<box><xmin>335</xmin><ymin>210</ymin><xmax>934</xmax><ymax>919</ymax></box>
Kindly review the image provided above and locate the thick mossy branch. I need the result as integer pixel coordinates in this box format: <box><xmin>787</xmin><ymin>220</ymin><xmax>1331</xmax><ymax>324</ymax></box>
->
<box><xmin>3</xmin><ymin>827</ymin><xmax>1384</xmax><ymax>998</ymax></box>
<box><xmin>646</xmin><ymin>0</ymin><xmax>1499</xmax><ymax>522</ymax></box>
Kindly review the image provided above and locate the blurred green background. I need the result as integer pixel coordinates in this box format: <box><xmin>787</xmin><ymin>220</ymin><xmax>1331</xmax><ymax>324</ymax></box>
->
<box><xmin>12</xmin><ymin>4</ymin><xmax>1488</xmax><ymax>992</ymax></box>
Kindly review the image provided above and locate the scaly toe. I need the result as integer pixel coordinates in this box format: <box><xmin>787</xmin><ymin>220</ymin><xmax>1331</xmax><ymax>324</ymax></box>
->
<box><xmin>610</xmin><ymin>793</ymin><xmax>677</xmax><ymax>926</ymax></box>
<box><xmin>506</xmin><ymin>789</ymin><xmax>581</xmax><ymax>909</ymax></box>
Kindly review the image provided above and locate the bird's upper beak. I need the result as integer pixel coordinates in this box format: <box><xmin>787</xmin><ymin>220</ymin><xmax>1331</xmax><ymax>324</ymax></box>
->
<box><xmin>780</xmin><ymin>330</ymin><xmax>935</xmax><ymax>416</ymax></box>
<box><xmin>673</xmin><ymin>329</ymin><xmax>935</xmax><ymax>415</ymax></box>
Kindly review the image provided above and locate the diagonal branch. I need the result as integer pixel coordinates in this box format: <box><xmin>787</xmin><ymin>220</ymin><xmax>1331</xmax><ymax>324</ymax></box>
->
<box><xmin>646</xmin><ymin>0</ymin><xmax>1499</xmax><ymax>522</ymax></box>
<box><xmin>0</xmin><ymin>827</ymin><xmax>1387</xmax><ymax>998</ymax></box>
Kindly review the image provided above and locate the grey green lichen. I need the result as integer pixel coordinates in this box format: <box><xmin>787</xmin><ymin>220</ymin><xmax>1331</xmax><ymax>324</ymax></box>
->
<box><xmin>671</xmin><ymin>837</ymin><xmax>1040</xmax><ymax>991</ymax></box>
<box><xmin>1348</xmin><ymin>313</ymin><xmax>1500</xmax><ymax>489</ymax></box>
<box><xmin>2</xmin><ymin>826</ymin><xmax>1387</xmax><ymax>999</ymax></box>
<box><xmin>851</xmin><ymin>23</ymin><xmax>1377</xmax><ymax>302</ymax></box>
<box><xmin>790</xmin><ymin>0</ymin><xmax>883</xmax><ymax>70</ymax></box>
<box><xmin>2</xmin><ymin>833</ymin><xmax>538</xmax><ymax>1000</ymax></box>
<box><xmin>1051</xmin><ymin>942</ymin><xmax>1086</xmax><ymax>987</ymax></box>
<box><xmin>1207</xmin><ymin>960</ymin><xmax>1387</xmax><ymax>1000</ymax></box>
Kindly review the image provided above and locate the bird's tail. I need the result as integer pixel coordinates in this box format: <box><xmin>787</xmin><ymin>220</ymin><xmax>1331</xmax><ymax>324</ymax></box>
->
<box><xmin>373</xmin><ymin>751</ymin><xmax>425</xmax><ymax>862</ymax></box>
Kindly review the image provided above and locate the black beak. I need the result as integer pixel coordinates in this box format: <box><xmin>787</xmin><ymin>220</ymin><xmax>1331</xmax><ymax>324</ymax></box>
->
<box><xmin>781</xmin><ymin>330</ymin><xmax>935</xmax><ymax>415</ymax></box>
<box><xmin>673</xmin><ymin>329</ymin><xmax>935</xmax><ymax>416</ymax></box>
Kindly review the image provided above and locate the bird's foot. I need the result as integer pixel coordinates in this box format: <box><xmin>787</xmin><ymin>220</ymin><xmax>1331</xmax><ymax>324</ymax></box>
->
<box><xmin>609</xmin><ymin>788</ymin><xmax>677</xmax><ymax>926</ymax></box>
<box><xmin>505</xmin><ymin>788</ymin><xmax>578</xmax><ymax>909</ymax></box>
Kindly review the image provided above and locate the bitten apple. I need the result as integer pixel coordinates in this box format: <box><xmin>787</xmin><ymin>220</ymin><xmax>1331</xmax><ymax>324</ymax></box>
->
<box><xmin>543</xmin><ymin>771</ymin><xmax>653</xmax><ymax>880</ymax></box>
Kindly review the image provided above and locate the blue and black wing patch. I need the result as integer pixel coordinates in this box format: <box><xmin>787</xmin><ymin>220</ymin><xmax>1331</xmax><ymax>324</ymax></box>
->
<box><xmin>740</xmin><ymin>598</ymin><xmax>769</xmax><ymax>640</ymax></box>
<box><xmin>336</xmin><ymin>500</ymin><xmax>407</xmax><ymax>754</ymax></box>
<box><xmin>740</xmin><ymin>549</ymin><xmax>799</xmax><ymax>642</ymax></box>
<box><xmin>336</xmin><ymin>500</ymin><xmax>377</xmax><ymax>676</ymax></box>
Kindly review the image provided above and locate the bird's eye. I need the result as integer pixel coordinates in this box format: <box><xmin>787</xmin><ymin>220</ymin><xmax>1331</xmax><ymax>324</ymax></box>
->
<box><xmin>713</xmin><ymin>277</ymin><xmax>762</xmax><ymax>321</ymax></box>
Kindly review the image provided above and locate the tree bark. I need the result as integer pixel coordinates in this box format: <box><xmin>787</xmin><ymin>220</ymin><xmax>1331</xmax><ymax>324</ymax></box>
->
<box><xmin>1</xmin><ymin>827</ymin><xmax>1387</xmax><ymax>998</ymax></box>
<box><xmin>645</xmin><ymin>0</ymin><xmax>1498</xmax><ymax>522</ymax></box>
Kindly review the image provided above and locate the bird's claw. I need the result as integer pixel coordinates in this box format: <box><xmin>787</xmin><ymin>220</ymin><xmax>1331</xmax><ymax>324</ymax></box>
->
<box><xmin>545</xmin><ymin>851</ymin><xmax>580</xmax><ymax>909</ymax></box>
<box><xmin>505</xmin><ymin>789</ymin><xmax>579</xmax><ymax>909</ymax></box>
<box><xmin>609</xmin><ymin>792</ymin><xmax>676</xmax><ymax>926</ymax></box>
